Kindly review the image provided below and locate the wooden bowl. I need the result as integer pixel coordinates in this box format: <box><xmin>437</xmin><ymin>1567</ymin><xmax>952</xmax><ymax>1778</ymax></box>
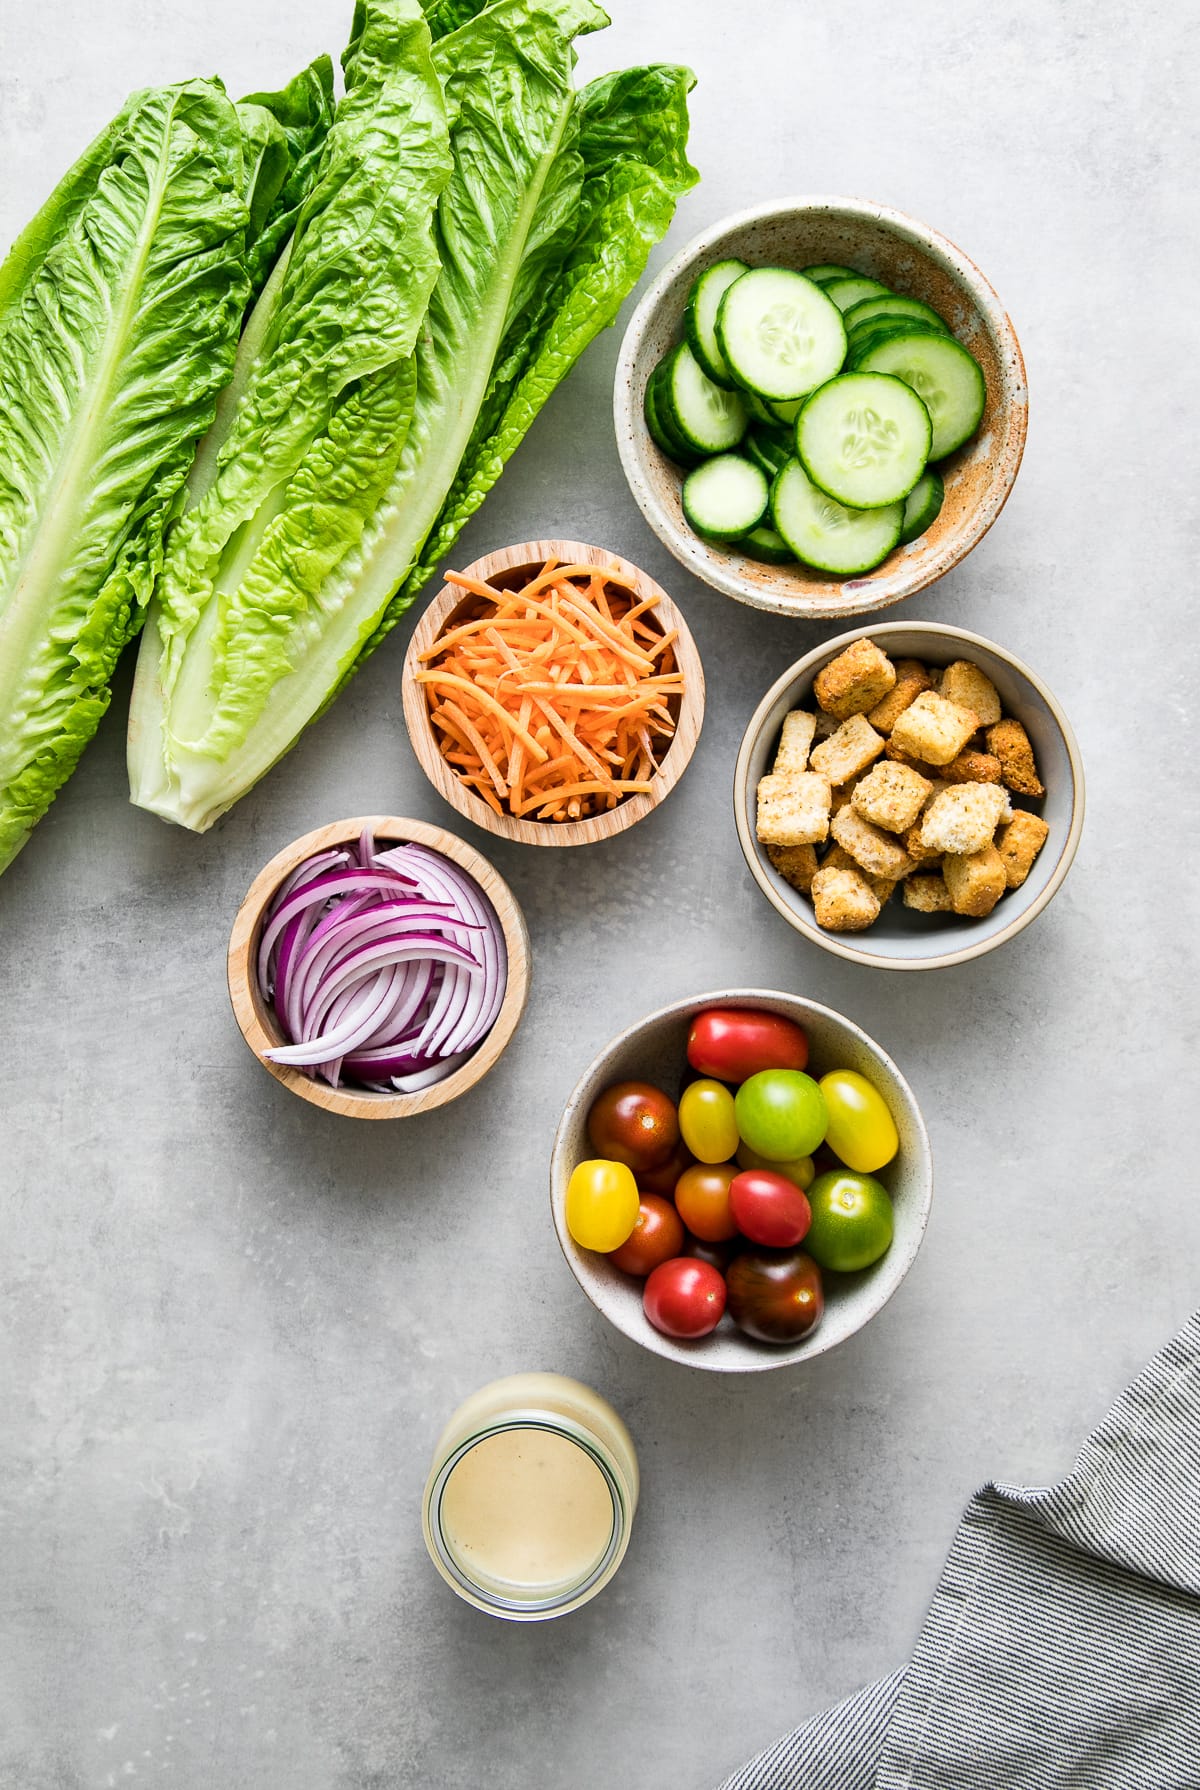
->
<box><xmin>227</xmin><ymin>815</ymin><xmax>531</xmax><ymax>1119</ymax></box>
<box><xmin>734</xmin><ymin>624</ymin><xmax>1085</xmax><ymax>970</ymax></box>
<box><xmin>550</xmin><ymin>989</ymin><xmax>933</xmax><ymax>1373</ymax></box>
<box><xmin>614</xmin><ymin>196</ymin><xmax>1028</xmax><ymax>620</ymax></box>
<box><xmin>402</xmin><ymin>539</ymin><xmax>705</xmax><ymax>846</ymax></box>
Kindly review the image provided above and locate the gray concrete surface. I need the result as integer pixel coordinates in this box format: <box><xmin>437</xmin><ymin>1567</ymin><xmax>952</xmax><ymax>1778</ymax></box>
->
<box><xmin>2</xmin><ymin>2</ymin><xmax>1199</xmax><ymax>1786</ymax></box>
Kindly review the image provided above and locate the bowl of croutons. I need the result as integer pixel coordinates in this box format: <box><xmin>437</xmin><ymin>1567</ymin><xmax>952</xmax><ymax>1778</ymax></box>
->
<box><xmin>734</xmin><ymin>625</ymin><xmax>1084</xmax><ymax>969</ymax></box>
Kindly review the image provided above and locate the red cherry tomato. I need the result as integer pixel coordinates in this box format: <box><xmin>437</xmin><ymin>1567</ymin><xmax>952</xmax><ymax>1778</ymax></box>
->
<box><xmin>729</xmin><ymin>1169</ymin><xmax>812</xmax><ymax>1248</ymax></box>
<box><xmin>726</xmin><ymin>1248</ymin><xmax>824</xmax><ymax>1344</ymax></box>
<box><xmin>673</xmin><ymin>1163</ymin><xmax>739</xmax><ymax>1242</ymax></box>
<box><xmin>643</xmin><ymin>1258</ymin><xmax>727</xmax><ymax>1339</ymax></box>
<box><xmin>587</xmin><ymin>1081</ymin><xmax>679</xmax><ymax>1173</ymax></box>
<box><xmin>608</xmin><ymin>1195</ymin><xmax>686</xmax><ymax>1277</ymax></box>
<box><xmin>686</xmin><ymin>1008</ymin><xmax>809</xmax><ymax>1083</ymax></box>
<box><xmin>637</xmin><ymin>1138</ymin><xmax>694</xmax><ymax>1197</ymax></box>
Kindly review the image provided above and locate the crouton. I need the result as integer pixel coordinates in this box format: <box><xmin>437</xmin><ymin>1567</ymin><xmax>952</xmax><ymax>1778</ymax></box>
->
<box><xmin>809</xmin><ymin>713</ymin><xmax>885</xmax><ymax>786</ymax></box>
<box><xmin>810</xmin><ymin>865</ymin><xmax>881</xmax><ymax>932</ymax></box>
<box><xmin>937</xmin><ymin>749</ymin><xmax>1003</xmax><ymax>785</ymax></box>
<box><xmin>773</xmin><ymin>709</ymin><xmax>818</xmax><ymax>773</ymax></box>
<box><xmin>890</xmin><ymin>691</ymin><xmax>980</xmax><ymax>767</ymax></box>
<box><xmin>938</xmin><ymin>660</ymin><xmax>1002</xmax><ymax>726</ymax></box>
<box><xmin>756</xmin><ymin>771</ymin><xmax>832</xmax><ymax>846</ymax></box>
<box><xmin>995</xmin><ymin>810</ymin><xmax>1050</xmax><ymax>889</ymax></box>
<box><xmin>943</xmin><ymin>844</ymin><xmax>1007</xmax><ymax>917</ymax></box>
<box><xmin>830</xmin><ymin>778</ymin><xmax>860</xmax><ymax>815</ymax></box>
<box><xmin>918</xmin><ymin>783</ymin><xmax>1013</xmax><ymax>857</ymax></box>
<box><xmin>867</xmin><ymin>659</ymin><xmax>934</xmax><ymax>734</ymax></box>
<box><xmin>851</xmin><ymin>761</ymin><xmax>932</xmax><ymax>833</ymax></box>
<box><xmin>902</xmin><ymin>820</ymin><xmax>943</xmax><ymax>865</ymax></box>
<box><xmin>766</xmin><ymin>842</ymin><xmax>820</xmax><ymax>894</ymax></box>
<box><xmin>822</xmin><ymin>845</ymin><xmax>897</xmax><ymax>906</ymax></box>
<box><xmin>813</xmin><ymin>638</ymin><xmax>896</xmax><ymax>720</ymax></box>
<box><xmin>986</xmin><ymin>718</ymin><xmax>1044</xmax><ymax>797</ymax></box>
<box><xmin>813</xmin><ymin>709</ymin><xmax>840</xmax><ymax>741</ymax></box>
<box><xmin>830</xmin><ymin>806</ymin><xmax>917</xmax><ymax>880</ymax></box>
<box><xmin>902</xmin><ymin>874</ymin><xmax>954</xmax><ymax>913</ymax></box>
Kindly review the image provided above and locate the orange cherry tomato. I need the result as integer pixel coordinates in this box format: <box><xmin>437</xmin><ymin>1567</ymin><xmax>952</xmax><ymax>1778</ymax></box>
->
<box><xmin>608</xmin><ymin>1195</ymin><xmax>686</xmax><ymax>1277</ymax></box>
<box><xmin>674</xmin><ymin>1163</ymin><xmax>739</xmax><ymax>1242</ymax></box>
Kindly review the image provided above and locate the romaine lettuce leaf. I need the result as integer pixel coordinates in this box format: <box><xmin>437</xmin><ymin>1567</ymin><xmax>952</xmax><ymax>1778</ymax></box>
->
<box><xmin>240</xmin><ymin>57</ymin><xmax>337</xmax><ymax>295</ymax></box>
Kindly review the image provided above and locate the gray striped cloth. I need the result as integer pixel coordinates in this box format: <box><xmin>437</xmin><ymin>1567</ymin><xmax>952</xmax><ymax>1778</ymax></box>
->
<box><xmin>717</xmin><ymin>1311</ymin><xmax>1200</xmax><ymax>1790</ymax></box>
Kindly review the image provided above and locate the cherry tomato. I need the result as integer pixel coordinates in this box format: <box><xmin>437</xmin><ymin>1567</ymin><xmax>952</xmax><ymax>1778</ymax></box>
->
<box><xmin>678</xmin><ymin>1079</ymin><xmax>739</xmax><ymax>1164</ymax></box>
<box><xmin>736</xmin><ymin>1140</ymin><xmax>815</xmax><ymax>1189</ymax></box>
<box><xmin>805</xmin><ymin>1171</ymin><xmax>894</xmax><ymax>1271</ymax></box>
<box><xmin>638</xmin><ymin>1138</ymin><xmax>694</xmax><ymax>1197</ymax></box>
<box><xmin>674</xmin><ymin>1163</ymin><xmax>739</xmax><ymax>1242</ymax></box>
<box><xmin>818</xmin><ymin>1071</ymin><xmax>899</xmax><ymax>1174</ymax></box>
<box><xmin>643</xmin><ymin>1258</ymin><xmax>727</xmax><ymax>1339</ymax></box>
<box><xmin>587</xmin><ymin>1081</ymin><xmax>680</xmax><ymax>1172</ymax></box>
<box><xmin>729</xmin><ymin>1169</ymin><xmax>812</xmax><ymax>1248</ymax></box>
<box><xmin>687</xmin><ymin>1007</ymin><xmax>809</xmax><ymax>1082</ymax></box>
<box><xmin>726</xmin><ymin>1248</ymin><xmax>824</xmax><ymax>1344</ymax></box>
<box><xmin>734</xmin><ymin>1069</ymin><xmax>827</xmax><ymax>1161</ymax></box>
<box><xmin>565</xmin><ymin>1159</ymin><xmax>640</xmax><ymax>1252</ymax></box>
<box><xmin>608</xmin><ymin>1195</ymin><xmax>686</xmax><ymax>1277</ymax></box>
<box><xmin>683</xmin><ymin>1234</ymin><xmax>737</xmax><ymax>1273</ymax></box>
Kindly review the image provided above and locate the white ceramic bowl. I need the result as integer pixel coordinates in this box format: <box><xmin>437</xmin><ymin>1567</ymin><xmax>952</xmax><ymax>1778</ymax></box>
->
<box><xmin>734</xmin><ymin>624</ymin><xmax>1085</xmax><ymax>970</ymax></box>
<box><xmin>614</xmin><ymin>195</ymin><xmax>1028</xmax><ymax>619</ymax></box>
<box><xmin>549</xmin><ymin>989</ymin><xmax>933</xmax><ymax>1373</ymax></box>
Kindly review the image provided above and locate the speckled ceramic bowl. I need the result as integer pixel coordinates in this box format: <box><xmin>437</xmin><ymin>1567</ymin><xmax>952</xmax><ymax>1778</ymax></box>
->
<box><xmin>734</xmin><ymin>624</ymin><xmax>1085</xmax><ymax>970</ymax></box>
<box><xmin>614</xmin><ymin>196</ymin><xmax>1027</xmax><ymax>619</ymax></box>
<box><xmin>549</xmin><ymin>990</ymin><xmax>933</xmax><ymax>1373</ymax></box>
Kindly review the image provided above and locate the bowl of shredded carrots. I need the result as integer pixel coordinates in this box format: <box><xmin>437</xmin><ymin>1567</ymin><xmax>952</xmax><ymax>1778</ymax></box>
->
<box><xmin>402</xmin><ymin>539</ymin><xmax>706</xmax><ymax>846</ymax></box>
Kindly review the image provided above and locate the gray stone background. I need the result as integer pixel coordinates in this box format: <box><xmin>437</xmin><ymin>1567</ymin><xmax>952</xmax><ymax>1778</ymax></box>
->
<box><xmin>2</xmin><ymin>2</ymin><xmax>1198</xmax><ymax>1786</ymax></box>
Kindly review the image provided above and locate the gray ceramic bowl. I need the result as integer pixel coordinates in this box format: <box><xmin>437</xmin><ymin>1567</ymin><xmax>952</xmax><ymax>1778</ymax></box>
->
<box><xmin>614</xmin><ymin>196</ymin><xmax>1027</xmax><ymax>620</ymax></box>
<box><xmin>735</xmin><ymin>623</ymin><xmax>1085</xmax><ymax>970</ymax></box>
<box><xmin>549</xmin><ymin>989</ymin><xmax>932</xmax><ymax>1373</ymax></box>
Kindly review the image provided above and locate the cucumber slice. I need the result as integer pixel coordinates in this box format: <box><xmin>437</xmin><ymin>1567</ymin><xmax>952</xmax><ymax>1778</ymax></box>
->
<box><xmin>771</xmin><ymin>458</ymin><xmax>902</xmax><ymax>576</ymax></box>
<box><xmin>795</xmin><ymin>372</ymin><xmax>931</xmax><ymax>509</ymax></box>
<box><xmin>644</xmin><ymin>367</ymin><xmax>699</xmax><ymax>465</ymax></box>
<box><xmin>766</xmin><ymin>394</ymin><xmax>805</xmax><ymax>425</ymax></box>
<box><xmin>682</xmin><ymin>454</ymin><xmax>770</xmax><ymax>540</ymax></box>
<box><xmin>739</xmin><ymin>523</ymin><xmax>795</xmax><ymax>565</ymax></box>
<box><xmin>899</xmin><ymin>468</ymin><xmax>945</xmax><ymax>543</ymax></box>
<box><xmin>740</xmin><ymin>386</ymin><xmax>782</xmax><ymax>426</ymax></box>
<box><xmin>743</xmin><ymin>425</ymin><xmax>792</xmax><ymax>480</ymax></box>
<box><xmin>843</xmin><ymin>294</ymin><xmax>949</xmax><ymax>336</ymax></box>
<box><xmin>715</xmin><ymin>268</ymin><xmax>846</xmax><ymax>402</ymax></box>
<box><xmin>800</xmin><ymin>263</ymin><xmax>860</xmax><ymax>286</ymax></box>
<box><xmin>852</xmin><ymin>330</ymin><xmax>986</xmax><ymax>458</ymax></box>
<box><xmin>683</xmin><ymin>257</ymin><xmax>749</xmax><ymax>389</ymax></box>
<box><xmin>846</xmin><ymin>317</ymin><xmax>947</xmax><ymax>363</ymax></box>
<box><xmin>659</xmin><ymin>342</ymin><xmax>747</xmax><ymax>454</ymax></box>
<box><xmin>821</xmin><ymin>275</ymin><xmax>891</xmax><ymax>312</ymax></box>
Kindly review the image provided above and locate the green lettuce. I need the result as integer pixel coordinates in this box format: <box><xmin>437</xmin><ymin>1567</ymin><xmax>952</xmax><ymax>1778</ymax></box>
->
<box><xmin>0</xmin><ymin>79</ymin><xmax>253</xmax><ymax>873</ymax></box>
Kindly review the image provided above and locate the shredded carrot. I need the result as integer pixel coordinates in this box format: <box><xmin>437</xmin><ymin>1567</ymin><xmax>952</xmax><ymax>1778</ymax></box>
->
<box><xmin>419</xmin><ymin>558</ymin><xmax>685</xmax><ymax>824</ymax></box>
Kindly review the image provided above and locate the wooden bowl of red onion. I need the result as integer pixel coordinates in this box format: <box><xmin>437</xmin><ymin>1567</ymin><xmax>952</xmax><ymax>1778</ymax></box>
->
<box><xmin>227</xmin><ymin>816</ymin><xmax>531</xmax><ymax>1119</ymax></box>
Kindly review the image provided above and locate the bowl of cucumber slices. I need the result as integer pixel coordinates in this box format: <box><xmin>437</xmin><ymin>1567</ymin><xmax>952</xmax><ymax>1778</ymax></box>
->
<box><xmin>614</xmin><ymin>197</ymin><xmax>1027</xmax><ymax>620</ymax></box>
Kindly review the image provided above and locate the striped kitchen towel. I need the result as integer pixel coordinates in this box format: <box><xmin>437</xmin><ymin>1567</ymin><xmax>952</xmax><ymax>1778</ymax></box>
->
<box><xmin>717</xmin><ymin>1310</ymin><xmax>1200</xmax><ymax>1790</ymax></box>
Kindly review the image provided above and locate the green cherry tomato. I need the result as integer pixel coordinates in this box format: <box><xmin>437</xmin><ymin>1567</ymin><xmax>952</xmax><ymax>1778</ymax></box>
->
<box><xmin>678</xmin><ymin>1079</ymin><xmax>740</xmax><ymax>1164</ymax></box>
<box><xmin>805</xmin><ymin>1170</ymin><xmax>894</xmax><ymax>1272</ymax></box>
<box><xmin>734</xmin><ymin>1069</ymin><xmax>827</xmax><ymax>1162</ymax></box>
<box><xmin>818</xmin><ymin>1070</ymin><xmax>899</xmax><ymax>1173</ymax></box>
<box><xmin>736</xmin><ymin>1139</ymin><xmax>815</xmax><ymax>1189</ymax></box>
<box><xmin>565</xmin><ymin>1159</ymin><xmax>640</xmax><ymax>1252</ymax></box>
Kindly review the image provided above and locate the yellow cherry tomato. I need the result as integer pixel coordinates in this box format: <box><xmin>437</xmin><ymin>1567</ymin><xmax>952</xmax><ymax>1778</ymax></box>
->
<box><xmin>818</xmin><ymin>1070</ymin><xmax>899</xmax><ymax>1173</ymax></box>
<box><xmin>565</xmin><ymin>1159</ymin><xmax>640</xmax><ymax>1252</ymax></box>
<box><xmin>736</xmin><ymin>1140</ymin><xmax>815</xmax><ymax>1189</ymax></box>
<box><xmin>678</xmin><ymin>1079</ymin><xmax>740</xmax><ymax>1164</ymax></box>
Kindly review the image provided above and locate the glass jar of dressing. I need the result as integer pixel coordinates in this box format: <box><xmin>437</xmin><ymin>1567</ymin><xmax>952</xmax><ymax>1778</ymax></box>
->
<box><xmin>422</xmin><ymin>1372</ymin><xmax>639</xmax><ymax>1621</ymax></box>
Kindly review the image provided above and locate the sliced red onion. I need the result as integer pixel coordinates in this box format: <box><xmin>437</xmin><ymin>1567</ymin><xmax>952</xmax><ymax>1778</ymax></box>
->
<box><xmin>256</xmin><ymin>832</ymin><xmax>508</xmax><ymax>1091</ymax></box>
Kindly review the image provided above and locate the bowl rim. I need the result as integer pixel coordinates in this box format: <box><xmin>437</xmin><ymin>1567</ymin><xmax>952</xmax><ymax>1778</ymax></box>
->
<box><xmin>734</xmin><ymin>622</ymin><xmax>1086</xmax><ymax>971</ymax></box>
<box><xmin>226</xmin><ymin>814</ymin><xmax>531</xmax><ymax>1119</ymax></box>
<box><xmin>401</xmin><ymin>538</ymin><xmax>706</xmax><ymax>846</ymax></box>
<box><xmin>549</xmin><ymin>986</ymin><xmax>934</xmax><ymax>1373</ymax></box>
<box><xmin>613</xmin><ymin>194</ymin><xmax>1029</xmax><ymax>620</ymax></box>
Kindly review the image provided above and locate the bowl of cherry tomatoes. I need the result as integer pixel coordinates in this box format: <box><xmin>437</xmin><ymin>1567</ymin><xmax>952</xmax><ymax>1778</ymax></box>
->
<box><xmin>549</xmin><ymin>990</ymin><xmax>933</xmax><ymax>1371</ymax></box>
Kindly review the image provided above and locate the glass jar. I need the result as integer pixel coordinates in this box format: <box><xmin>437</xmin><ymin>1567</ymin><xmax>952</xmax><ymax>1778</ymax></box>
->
<box><xmin>422</xmin><ymin>1371</ymin><xmax>639</xmax><ymax>1621</ymax></box>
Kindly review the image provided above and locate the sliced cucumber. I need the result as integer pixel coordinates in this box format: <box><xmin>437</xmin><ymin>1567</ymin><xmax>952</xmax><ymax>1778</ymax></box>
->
<box><xmin>644</xmin><ymin>367</ymin><xmax>698</xmax><ymax>465</ymax></box>
<box><xmin>682</xmin><ymin>454</ymin><xmax>770</xmax><ymax>540</ymax></box>
<box><xmin>683</xmin><ymin>257</ymin><xmax>749</xmax><ymax>389</ymax></box>
<box><xmin>739</xmin><ymin>523</ymin><xmax>795</xmax><ymax>565</ymax></box>
<box><xmin>715</xmin><ymin>268</ymin><xmax>846</xmax><ymax>402</ymax></box>
<box><xmin>766</xmin><ymin>394</ymin><xmax>805</xmax><ymax>425</ymax></box>
<box><xmin>795</xmin><ymin>372</ymin><xmax>931</xmax><ymax>509</ymax></box>
<box><xmin>800</xmin><ymin>263</ymin><xmax>860</xmax><ymax>286</ymax></box>
<box><xmin>821</xmin><ymin>274</ymin><xmax>891</xmax><ymax>312</ymax></box>
<box><xmin>842</xmin><ymin>294</ymin><xmax>949</xmax><ymax>337</ymax></box>
<box><xmin>659</xmin><ymin>342</ymin><xmax>747</xmax><ymax>454</ymax></box>
<box><xmin>899</xmin><ymin>468</ymin><xmax>945</xmax><ymax>544</ymax></box>
<box><xmin>851</xmin><ymin>330</ymin><xmax>986</xmax><ymax>458</ymax></box>
<box><xmin>771</xmin><ymin>458</ymin><xmax>902</xmax><ymax>576</ymax></box>
<box><xmin>740</xmin><ymin>386</ymin><xmax>782</xmax><ymax>426</ymax></box>
<box><xmin>846</xmin><ymin>317</ymin><xmax>947</xmax><ymax>363</ymax></box>
<box><xmin>743</xmin><ymin>425</ymin><xmax>792</xmax><ymax>480</ymax></box>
